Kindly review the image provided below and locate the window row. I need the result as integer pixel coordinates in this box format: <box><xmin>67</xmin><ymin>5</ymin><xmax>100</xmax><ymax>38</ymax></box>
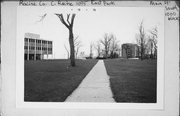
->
<box><xmin>42</xmin><ymin>41</ymin><xmax>52</xmax><ymax>44</ymax></box>
<box><xmin>40</xmin><ymin>47</ymin><xmax>52</xmax><ymax>51</ymax></box>
<box><xmin>25</xmin><ymin>38</ymin><xmax>52</xmax><ymax>44</ymax></box>
<box><xmin>24</xmin><ymin>46</ymin><xmax>52</xmax><ymax>51</ymax></box>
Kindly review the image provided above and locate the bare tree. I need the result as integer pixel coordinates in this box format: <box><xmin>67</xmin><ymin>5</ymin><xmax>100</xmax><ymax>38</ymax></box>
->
<box><xmin>94</xmin><ymin>41</ymin><xmax>101</xmax><ymax>57</ymax></box>
<box><xmin>100</xmin><ymin>33</ymin><xmax>112</xmax><ymax>58</ymax></box>
<box><xmin>118</xmin><ymin>47</ymin><xmax>121</xmax><ymax>57</ymax></box>
<box><xmin>36</xmin><ymin>13</ymin><xmax>76</xmax><ymax>64</ymax></box>
<box><xmin>74</xmin><ymin>36</ymin><xmax>82</xmax><ymax>59</ymax></box>
<box><xmin>149</xmin><ymin>27</ymin><xmax>158</xmax><ymax>59</ymax></box>
<box><xmin>79</xmin><ymin>51</ymin><xmax>85</xmax><ymax>58</ymax></box>
<box><xmin>64</xmin><ymin>44</ymin><xmax>69</xmax><ymax>59</ymax></box>
<box><xmin>89</xmin><ymin>42</ymin><xmax>93</xmax><ymax>58</ymax></box>
<box><xmin>55</xmin><ymin>13</ymin><xmax>76</xmax><ymax>66</ymax></box>
<box><xmin>136</xmin><ymin>21</ymin><xmax>146</xmax><ymax>60</ymax></box>
<box><xmin>109</xmin><ymin>34</ymin><xmax>120</xmax><ymax>58</ymax></box>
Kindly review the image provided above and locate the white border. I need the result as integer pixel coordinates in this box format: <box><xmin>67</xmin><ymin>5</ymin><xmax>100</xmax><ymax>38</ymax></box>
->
<box><xmin>16</xmin><ymin>6</ymin><xmax>164</xmax><ymax>109</ymax></box>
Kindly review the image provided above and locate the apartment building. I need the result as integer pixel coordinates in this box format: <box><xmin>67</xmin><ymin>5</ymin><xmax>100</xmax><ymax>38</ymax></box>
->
<box><xmin>122</xmin><ymin>43</ymin><xmax>139</xmax><ymax>58</ymax></box>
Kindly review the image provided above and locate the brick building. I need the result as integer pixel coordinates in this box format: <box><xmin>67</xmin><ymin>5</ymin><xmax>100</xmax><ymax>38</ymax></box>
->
<box><xmin>122</xmin><ymin>43</ymin><xmax>139</xmax><ymax>58</ymax></box>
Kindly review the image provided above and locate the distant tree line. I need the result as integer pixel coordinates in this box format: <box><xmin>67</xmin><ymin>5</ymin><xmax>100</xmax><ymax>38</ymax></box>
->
<box><xmin>92</xmin><ymin>20</ymin><xmax>158</xmax><ymax>60</ymax></box>
<box><xmin>135</xmin><ymin>20</ymin><xmax>158</xmax><ymax>60</ymax></box>
<box><xmin>93</xmin><ymin>33</ymin><xmax>121</xmax><ymax>59</ymax></box>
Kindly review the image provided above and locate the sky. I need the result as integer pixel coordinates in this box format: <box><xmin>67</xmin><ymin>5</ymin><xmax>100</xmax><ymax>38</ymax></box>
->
<box><xmin>17</xmin><ymin>6</ymin><xmax>164</xmax><ymax>59</ymax></box>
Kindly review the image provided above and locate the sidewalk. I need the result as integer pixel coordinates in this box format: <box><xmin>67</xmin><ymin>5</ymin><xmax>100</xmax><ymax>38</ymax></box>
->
<box><xmin>65</xmin><ymin>60</ymin><xmax>115</xmax><ymax>102</ymax></box>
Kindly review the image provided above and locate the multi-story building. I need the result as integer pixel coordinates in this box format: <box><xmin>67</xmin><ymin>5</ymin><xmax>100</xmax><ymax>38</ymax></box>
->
<box><xmin>24</xmin><ymin>33</ymin><xmax>53</xmax><ymax>60</ymax></box>
<box><xmin>122</xmin><ymin>43</ymin><xmax>139</xmax><ymax>58</ymax></box>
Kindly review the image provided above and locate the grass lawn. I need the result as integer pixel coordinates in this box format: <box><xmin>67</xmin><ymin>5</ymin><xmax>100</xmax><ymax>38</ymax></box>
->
<box><xmin>25</xmin><ymin>59</ymin><xmax>98</xmax><ymax>102</ymax></box>
<box><xmin>104</xmin><ymin>59</ymin><xmax>157</xmax><ymax>103</ymax></box>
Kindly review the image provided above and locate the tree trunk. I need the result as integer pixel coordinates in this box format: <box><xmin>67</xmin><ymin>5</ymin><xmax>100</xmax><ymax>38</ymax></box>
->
<box><xmin>55</xmin><ymin>13</ymin><xmax>76</xmax><ymax>66</ymax></box>
<box><xmin>141</xmin><ymin>42</ymin><xmax>143</xmax><ymax>60</ymax></box>
<box><xmin>150</xmin><ymin>42</ymin><xmax>153</xmax><ymax>59</ymax></box>
<box><xmin>105</xmin><ymin>46</ymin><xmax>108</xmax><ymax>58</ymax></box>
<box><xmin>75</xmin><ymin>47</ymin><xmax>79</xmax><ymax>59</ymax></box>
<box><xmin>69</xmin><ymin>29</ymin><xmax>75</xmax><ymax>66</ymax></box>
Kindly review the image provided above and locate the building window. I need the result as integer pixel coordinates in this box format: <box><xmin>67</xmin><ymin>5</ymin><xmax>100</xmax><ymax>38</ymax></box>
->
<box><xmin>48</xmin><ymin>41</ymin><xmax>52</xmax><ymax>44</ymax></box>
<box><xmin>48</xmin><ymin>48</ymin><xmax>52</xmax><ymax>51</ymax></box>
<box><xmin>25</xmin><ymin>38</ymin><xmax>28</xmax><ymax>42</ymax></box>
<box><xmin>29</xmin><ymin>39</ymin><xmax>35</xmax><ymax>43</ymax></box>
<box><xmin>29</xmin><ymin>46</ymin><xmax>35</xmax><ymax>50</ymax></box>
<box><xmin>24</xmin><ymin>46</ymin><xmax>28</xmax><ymax>49</ymax></box>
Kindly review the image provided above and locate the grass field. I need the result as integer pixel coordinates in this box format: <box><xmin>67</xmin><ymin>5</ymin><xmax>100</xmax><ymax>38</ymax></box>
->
<box><xmin>104</xmin><ymin>59</ymin><xmax>157</xmax><ymax>103</ymax></box>
<box><xmin>24</xmin><ymin>59</ymin><xmax>98</xmax><ymax>102</ymax></box>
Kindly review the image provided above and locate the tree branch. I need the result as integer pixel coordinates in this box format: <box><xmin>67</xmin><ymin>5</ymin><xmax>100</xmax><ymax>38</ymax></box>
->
<box><xmin>74</xmin><ymin>36</ymin><xmax>79</xmax><ymax>42</ymax></box>
<box><xmin>67</xmin><ymin>14</ymin><xmax>71</xmax><ymax>26</ymax></box>
<box><xmin>70</xmin><ymin>14</ymin><xmax>76</xmax><ymax>27</ymax></box>
<box><xmin>55</xmin><ymin>13</ymin><xmax>69</xmax><ymax>29</ymax></box>
<box><xmin>100</xmin><ymin>40</ymin><xmax>105</xmax><ymax>45</ymax></box>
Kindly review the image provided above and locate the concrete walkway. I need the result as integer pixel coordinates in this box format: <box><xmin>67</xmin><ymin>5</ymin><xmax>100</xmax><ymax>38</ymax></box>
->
<box><xmin>65</xmin><ymin>60</ymin><xmax>115</xmax><ymax>102</ymax></box>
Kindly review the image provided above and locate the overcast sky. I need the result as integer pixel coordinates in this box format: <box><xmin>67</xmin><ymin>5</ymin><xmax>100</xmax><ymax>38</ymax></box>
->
<box><xmin>17</xmin><ymin>6</ymin><xmax>164</xmax><ymax>59</ymax></box>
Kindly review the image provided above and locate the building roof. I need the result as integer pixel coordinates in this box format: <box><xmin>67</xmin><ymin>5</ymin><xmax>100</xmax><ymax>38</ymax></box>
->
<box><xmin>122</xmin><ymin>43</ymin><xmax>140</xmax><ymax>48</ymax></box>
<box><xmin>24</xmin><ymin>33</ymin><xmax>52</xmax><ymax>42</ymax></box>
<box><xmin>25</xmin><ymin>33</ymin><xmax>40</xmax><ymax>39</ymax></box>
<box><xmin>122</xmin><ymin>43</ymin><xmax>137</xmax><ymax>45</ymax></box>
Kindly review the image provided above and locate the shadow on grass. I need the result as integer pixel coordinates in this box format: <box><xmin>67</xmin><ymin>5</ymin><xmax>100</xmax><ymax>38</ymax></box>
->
<box><xmin>104</xmin><ymin>59</ymin><xmax>157</xmax><ymax>103</ymax></box>
<box><xmin>24</xmin><ymin>59</ymin><xmax>98</xmax><ymax>102</ymax></box>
